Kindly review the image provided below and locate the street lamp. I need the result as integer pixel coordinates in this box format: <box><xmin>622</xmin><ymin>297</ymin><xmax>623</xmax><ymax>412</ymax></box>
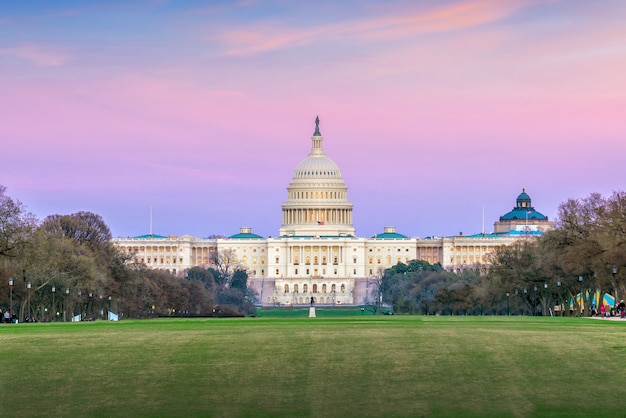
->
<box><xmin>523</xmin><ymin>289</ymin><xmax>528</xmax><ymax>316</ymax></box>
<box><xmin>9</xmin><ymin>278</ymin><xmax>14</xmax><ymax>322</ymax></box>
<box><xmin>613</xmin><ymin>266</ymin><xmax>618</xmax><ymax>302</ymax></box>
<box><xmin>544</xmin><ymin>283</ymin><xmax>548</xmax><ymax>316</ymax></box>
<box><xmin>27</xmin><ymin>281</ymin><xmax>31</xmax><ymax>322</ymax></box>
<box><xmin>533</xmin><ymin>285</ymin><xmax>538</xmax><ymax>316</ymax></box>
<box><xmin>52</xmin><ymin>285</ymin><xmax>56</xmax><ymax>321</ymax></box>
<box><xmin>557</xmin><ymin>280</ymin><xmax>561</xmax><ymax>316</ymax></box>
<box><xmin>88</xmin><ymin>291</ymin><xmax>93</xmax><ymax>320</ymax></box>
<box><xmin>65</xmin><ymin>287</ymin><xmax>70</xmax><ymax>322</ymax></box>
<box><xmin>77</xmin><ymin>290</ymin><xmax>82</xmax><ymax>321</ymax></box>
<box><xmin>578</xmin><ymin>275</ymin><xmax>584</xmax><ymax>317</ymax></box>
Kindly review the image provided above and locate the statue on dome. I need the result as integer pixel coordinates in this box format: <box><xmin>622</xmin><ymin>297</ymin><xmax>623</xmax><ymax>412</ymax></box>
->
<box><xmin>314</xmin><ymin>116</ymin><xmax>321</xmax><ymax>136</ymax></box>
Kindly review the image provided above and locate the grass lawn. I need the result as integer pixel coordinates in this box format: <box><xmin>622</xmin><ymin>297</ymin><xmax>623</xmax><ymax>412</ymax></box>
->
<box><xmin>1</xmin><ymin>315</ymin><xmax>626</xmax><ymax>417</ymax></box>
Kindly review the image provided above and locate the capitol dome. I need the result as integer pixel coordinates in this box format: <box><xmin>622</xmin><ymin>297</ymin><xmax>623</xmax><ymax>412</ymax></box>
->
<box><xmin>292</xmin><ymin>138</ymin><xmax>342</xmax><ymax>180</ymax></box>
<box><xmin>279</xmin><ymin>117</ymin><xmax>354</xmax><ymax>237</ymax></box>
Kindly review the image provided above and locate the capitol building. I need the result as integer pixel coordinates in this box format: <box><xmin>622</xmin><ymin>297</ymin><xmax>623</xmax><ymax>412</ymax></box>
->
<box><xmin>113</xmin><ymin>118</ymin><xmax>552</xmax><ymax>306</ymax></box>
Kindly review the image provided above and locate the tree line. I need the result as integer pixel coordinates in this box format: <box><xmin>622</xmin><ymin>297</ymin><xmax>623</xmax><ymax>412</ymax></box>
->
<box><xmin>0</xmin><ymin>185</ymin><xmax>255</xmax><ymax>322</ymax></box>
<box><xmin>379</xmin><ymin>191</ymin><xmax>626</xmax><ymax>316</ymax></box>
<box><xmin>3</xmin><ymin>184</ymin><xmax>624</xmax><ymax>319</ymax></box>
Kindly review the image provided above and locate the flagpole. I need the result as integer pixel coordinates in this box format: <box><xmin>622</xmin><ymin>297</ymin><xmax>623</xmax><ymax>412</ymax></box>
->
<box><xmin>482</xmin><ymin>205</ymin><xmax>485</xmax><ymax>235</ymax></box>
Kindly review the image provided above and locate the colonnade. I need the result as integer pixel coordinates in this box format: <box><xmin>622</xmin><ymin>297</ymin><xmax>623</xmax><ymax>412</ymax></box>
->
<box><xmin>282</xmin><ymin>208</ymin><xmax>352</xmax><ymax>226</ymax></box>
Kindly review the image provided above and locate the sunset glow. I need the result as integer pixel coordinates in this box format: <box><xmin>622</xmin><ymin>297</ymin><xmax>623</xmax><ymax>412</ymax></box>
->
<box><xmin>2</xmin><ymin>0</ymin><xmax>625</xmax><ymax>238</ymax></box>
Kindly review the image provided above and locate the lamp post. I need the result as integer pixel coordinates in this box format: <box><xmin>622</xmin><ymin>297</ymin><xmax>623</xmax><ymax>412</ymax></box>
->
<box><xmin>533</xmin><ymin>285</ymin><xmax>538</xmax><ymax>316</ymax></box>
<box><xmin>544</xmin><ymin>283</ymin><xmax>548</xmax><ymax>316</ymax></box>
<box><xmin>523</xmin><ymin>288</ymin><xmax>528</xmax><ymax>316</ymax></box>
<box><xmin>52</xmin><ymin>285</ymin><xmax>56</xmax><ymax>321</ymax></box>
<box><xmin>9</xmin><ymin>278</ymin><xmax>14</xmax><ymax>322</ymax></box>
<box><xmin>27</xmin><ymin>281</ymin><xmax>31</xmax><ymax>322</ymax></box>
<box><xmin>77</xmin><ymin>289</ymin><xmax>81</xmax><ymax>321</ymax></box>
<box><xmin>613</xmin><ymin>266</ymin><xmax>618</xmax><ymax>302</ymax></box>
<box><xmin>514</xmin><ymin>289</ymin><xmax>519</xmax><ymax>315</ymax></box>
<box><xmin>557</xmin><ymin>280</ymin><xmax>561</xmax><ymax>316</ymax></box>
<box><xmin>108</xmin><ymin>295</ymin><xmax>112</xmax><ymax>318</ymax></box>
<box><xmin>65</xmin><ymin>287</ymin><xmax>69</xmax><ymax>322</ymax></box>
<box><xmin>578</xmin><ymin>275</ymin><xmax>584</xmax><ymax>317</ymax></box>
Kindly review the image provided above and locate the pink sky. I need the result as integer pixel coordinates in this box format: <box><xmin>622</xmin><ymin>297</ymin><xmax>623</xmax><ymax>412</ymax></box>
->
<box><xmin>1</xmin><ymin>0</ymin><xmax>625</xmax><ymax>238</ymax></box>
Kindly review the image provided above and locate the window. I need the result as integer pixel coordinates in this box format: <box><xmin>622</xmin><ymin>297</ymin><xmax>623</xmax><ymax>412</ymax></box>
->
<box><xmin>294</xmin><ymin>284</ymin><xmax>299</xmax><ymax>293</ymax></box>
<box><xmin>303</xmin><ymin>284</ymin><xmax>308</xmax><ymax>293</ymax></box>
<box><xmin>284</xmin><ymin>284</ymin><xmax>289</xmax><ymax>293</ymax></box>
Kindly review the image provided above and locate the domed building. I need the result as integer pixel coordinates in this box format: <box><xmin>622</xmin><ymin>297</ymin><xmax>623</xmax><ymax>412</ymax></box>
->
<box><xmin>113</xmin><ymin>117</ymin><xmax>553</xmax><ymax>306</ymax></box>
<box><xmin>279</xmin><ymin>116</ymin><xmax>354</xmax><ymax>238</ymax></box>
<box><xmin>494</xmin><ymin>189</ymin><xmax>553</xmax><ymax>234</ymax></box>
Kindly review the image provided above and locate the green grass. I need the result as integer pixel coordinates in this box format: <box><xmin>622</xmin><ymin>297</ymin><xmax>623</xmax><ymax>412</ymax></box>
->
<box><xmin>2</xmin><ymin>316</ymin><xmax>626</xmax><ymax>417</ymax></box>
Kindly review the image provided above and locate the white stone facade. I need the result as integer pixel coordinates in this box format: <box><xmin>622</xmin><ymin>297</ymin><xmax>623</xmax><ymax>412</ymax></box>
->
<box><xmin>112</xmin><ymin>118</ymin><xmax>548</xmax><ymax>306</ymax></box>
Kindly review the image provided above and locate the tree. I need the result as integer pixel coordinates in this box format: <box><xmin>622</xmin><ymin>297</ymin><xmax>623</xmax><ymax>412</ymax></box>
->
<box><xmin>381</xmin><ymin>261</ymin><xmax>454</xmax><ymax>314</ymax></box>
<box><xmin>0</xmin><ymin>185</ymin><xmax>37</xmax><ymax>259</ymax></box>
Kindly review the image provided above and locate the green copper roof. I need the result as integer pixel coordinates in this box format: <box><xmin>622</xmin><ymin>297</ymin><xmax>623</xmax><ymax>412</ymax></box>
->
<box><xmin>372</xmin><ymin>232</ymin><xmax>408</xmax><ymax>239</ymax></box>
<box><xmin>500</xmin><ymin>189</ymin><xmax>548</xmax><ymax>221</ymax></box>
<box><xmin>500</xmin><ymin>208</ymin><xmax>548</xmax><ymax>221</ymax></box>
<box><xmin>517</xmin><ymin>191</ymin><xmax>531</xmax><ymax>202</ymax></box>
<box><xmin>133</xmin><ymin>234</ymin><xmax>168</xmax><ymax>239</ymax></box>
<box><xmin>229</xmin><ymin>232</ymin><xmax>264</xmax><ymax>239</ymax></box>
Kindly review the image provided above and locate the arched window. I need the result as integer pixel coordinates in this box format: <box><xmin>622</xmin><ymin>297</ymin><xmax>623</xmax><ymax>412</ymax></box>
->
<box><xmin>331</xmin><ymin>284</ymin><xmax>336</xmax><ymax>292</ymax></box>
<box><xmin>313</xmin><ymin>284</ymin><xmax>318</xmax><ymax>293</ymax></box>
<box><xmin>284</xmin><ymin>284</ymin><xmax>289</xmax><ymax>293</ymax></box>
<box><xmin>303</xmin><ymin>284</ymin><xmax>308</xmax><ymax>293</ymax></box>
<box><xmin>314</xmin><ymin>256</ymin><xmax>318</xmax><ymax>264</ymax></box>
<box><xmin>340</xmin><ymin>284</ymin><xmax>345</xmax><ymax>293</ymax></box>
<box><xmin>294</xmin><ymin>284</ymin><xmax>299</xmax><ymax>293</ymax></box>
<box><xmin>322</xmin><ymin>284</ymin><xmax>327</xmax><ymax>293</ymax></box>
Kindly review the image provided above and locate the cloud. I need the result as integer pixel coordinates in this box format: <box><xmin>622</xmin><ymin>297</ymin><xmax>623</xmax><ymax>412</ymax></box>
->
<box><xmin>0</xmin><ymin>43</ymin><xmax>70</xmax><ymax>66</ymax></box>
<box><xmin>211</xmin><ymin>0</ymin><xmax>541</xmax><ymax>56</ymax></box>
